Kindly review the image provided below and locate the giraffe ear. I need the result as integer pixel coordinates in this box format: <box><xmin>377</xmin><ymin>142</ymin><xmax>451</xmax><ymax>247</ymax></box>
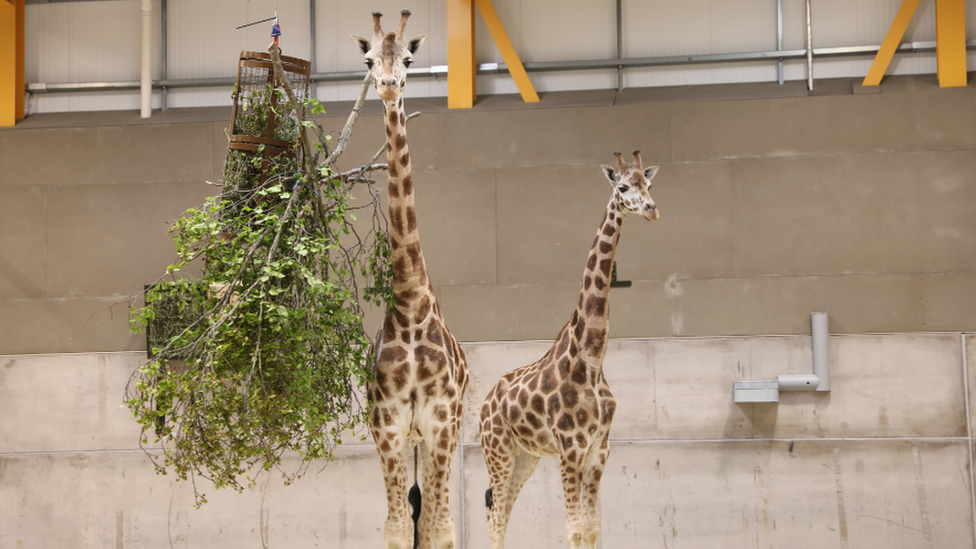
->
<box><xmin>408</xmin><ymin>34</ymin><xmax>428</xmax><ymax>54</ymax></box>
<box><xmin>350</xmin><ymin>35</ymin><xmax>371</xmax><ymax>55</ymax></box>
<box><xmin>601</xmin><ymin>165</ymin><xmax>617</xmax><ymax>184</ymax></box>
<box><xmin>643</xmin><ymin>166</ymin><xmax>660</xmax><ymax>181</ymax></box>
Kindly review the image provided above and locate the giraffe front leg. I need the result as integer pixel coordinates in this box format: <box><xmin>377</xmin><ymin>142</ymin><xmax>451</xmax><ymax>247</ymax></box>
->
<box><xmin>580</xmin><ymin>437</ymin><xmax>611</xmax><ymax>549</ymax></box>
<box><xmin>371</xmin><ymin>411</ymin><xmax>412</xmax><ymax>549</ymax></box>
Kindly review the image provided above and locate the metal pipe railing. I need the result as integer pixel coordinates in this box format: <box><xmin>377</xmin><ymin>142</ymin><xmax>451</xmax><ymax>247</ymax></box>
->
<box><xmin>160</xmin><ymin>0</ymin><xmax>167</xmax><ymax>111</ymax></box>
<box><xmin>25</xmin><ymin>40</ymin><xmax>974</xmax><ymax>95</ymax></box>
<box><xmin>777</xmin><ymin>0</ymin><xmax>784</xmax><ymax>85</ymax></box>
<box><xmin>309</xmin><ymin>0</ymin><xmax>317</xmax><ymax>99</ymax></box>
<box><xmin>615</xmin><ymin>0</ymin><xmax>623</xmax><ymax>93</ymax></box>
<box><xmin>805</xmin><ymin>0</ymin><xmax>814</xmax><ymax>90</ymax></box>
<box><xmin>139</xmin><ymin>0</ymin><xmax>152</xmax><ymax>118</ymax></box>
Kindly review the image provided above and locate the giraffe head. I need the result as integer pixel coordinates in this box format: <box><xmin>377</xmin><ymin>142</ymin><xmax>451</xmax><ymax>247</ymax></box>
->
<box><xmin>601</xmin><ymin>151</ymin><xmax>660</xmax><ymax>221</ymax></box>
<box><xmin>350</xmin><ymin>10</ymin><xmax>427</xmax><ymax>104</ymax></box>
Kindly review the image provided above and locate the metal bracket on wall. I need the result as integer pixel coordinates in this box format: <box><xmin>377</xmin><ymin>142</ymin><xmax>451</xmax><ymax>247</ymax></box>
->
<box><xmin>609</xmin><ymin>261</ymin><xmax>631</xmax><ymax>288</ymax></box>
<box><xmin>733</xmin><ymin>312</ymin><xmax>832</xmax><ymax>403</ymax></box>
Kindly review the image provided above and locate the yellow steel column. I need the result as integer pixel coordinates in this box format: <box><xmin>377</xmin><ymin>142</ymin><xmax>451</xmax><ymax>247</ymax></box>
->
<box><xmin>15</xmin><ymin>0</ymin><xmax>23</xmax><ymax>120</ymax></box>
<box><xmin>1</xmin><ymin>0</ymin><xmax>18</xmax><ymax>126</ymax></box>
<box><xmin>934</xmin><ymin>0</ymin><xmax>967</xmax><ymax>87</ymax></box>
<box><xmin>474</xmin><ymin>0</ymin><xmax>538</xmax><ymax>103</ymax></box>
<box><xmin>447</xmin><ymin>0</ymin><xmax>475</xmax><ymax>109</ymax></box>
<box><xmin>862</xmin><ymin>0</ymin><xmax>922</xmax><ymax>86</ymax></box>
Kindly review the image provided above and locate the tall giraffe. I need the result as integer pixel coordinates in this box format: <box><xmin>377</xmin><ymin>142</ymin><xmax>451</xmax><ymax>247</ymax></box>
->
<box><xmin>351</xmin><ymin>11</ymin><xmax>468</xmax><ymax>549</ymax></box>
<box><xmin>480</xmin><ymin>152</ymin><xmax>660</xmax><ymax>549</ymax></box>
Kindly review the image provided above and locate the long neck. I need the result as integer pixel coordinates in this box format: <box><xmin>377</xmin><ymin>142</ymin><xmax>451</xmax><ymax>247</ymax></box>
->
<box><xmin>383</xmin><ymin>96</ymin><xmax>433</xmax><ymax>317</ymax></box>
<box><xmin>572</xmin><ymin>195</ymin><xmax>625</xmax><ymax>366</ymax></box>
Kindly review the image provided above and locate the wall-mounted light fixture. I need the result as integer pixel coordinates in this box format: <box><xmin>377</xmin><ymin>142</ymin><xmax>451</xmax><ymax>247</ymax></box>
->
<box><xmin>733</xmin><ymin>312</ymin><xmax>831</xmax><ymax>403</ymax></box>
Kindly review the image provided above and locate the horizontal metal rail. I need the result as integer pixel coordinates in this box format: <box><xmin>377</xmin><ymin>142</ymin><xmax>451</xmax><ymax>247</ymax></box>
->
<box><xmin>25</xmin><ymin>40</ymin><xmax>973</xmax><ymax>94</ymax></box>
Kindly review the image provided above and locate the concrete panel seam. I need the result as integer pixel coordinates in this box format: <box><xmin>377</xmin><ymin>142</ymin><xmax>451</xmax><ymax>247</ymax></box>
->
<box><xmin>964</xmin><ymin>334</ymin><xmax>976</xmax><ymax>546</ymax></box>
<box><xmin>459</xmin><ymin>436</ymin><xmax>973</xmax><ymax>447</ymax></box>
<box><xmin>0</xmin><ymin>350</ymin><xmax>146</xmax><ymax>360</ymax></box>
<box><xmin>0</xmin><ymin>442</ymin><xmax>380</xmax><ymax>457</ymax></box>
<box><xmin>672</xmin><ymin>271</ymin><xmax>976</xmax><ymax>282</ymax></box>
<box><xmin>43</xmin><ymin>186</ymin><xmax>48</xmax><ymax>298</ymax></box>
<box><xmin>458</xmin><ymin>409</ymin><xmax>467</xmax><ymax>549</ymax></box>
<box><xmin>667</xmin><ymin>103</ymin><xmax>674</xmax><ymax>164</ymax></box>
<box><xmin>493</xmin><ymin>168</ymin><xmax>499</xmax><ymax>286</ymax></box>
<box><xmin>455</xmin><ymin>332</ymin><xmax>971</xmax><ymax>346</ymax></box>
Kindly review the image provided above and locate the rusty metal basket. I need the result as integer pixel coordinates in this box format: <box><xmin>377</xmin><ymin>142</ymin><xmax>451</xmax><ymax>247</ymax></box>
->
<box><xmin>229</xmin><ymin>50</ymin><xmax>311</xmax><ymax>178</ymax></box>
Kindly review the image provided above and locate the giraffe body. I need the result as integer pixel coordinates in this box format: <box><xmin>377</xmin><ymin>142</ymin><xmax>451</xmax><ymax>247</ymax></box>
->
<box><xmin>351</xmin><ymin>12</ymin><xmax>468</xmax><ymax>549</ymax></box>
<box><xmin>480</xmin><ymin>152</ymin><xmax>660</xmax><ymax>549</ymax></box>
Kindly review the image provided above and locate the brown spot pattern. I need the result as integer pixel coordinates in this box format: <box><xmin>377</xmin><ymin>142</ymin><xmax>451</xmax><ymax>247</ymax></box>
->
<box><xmin>585</xmin><ymin>295</ymin><xmax>606</xmax><ymax>317</ymax></box>
<box><xmin>406</xmin><ymin>207</ymin><xmax>417</xmax><ymax>233</ymax></box>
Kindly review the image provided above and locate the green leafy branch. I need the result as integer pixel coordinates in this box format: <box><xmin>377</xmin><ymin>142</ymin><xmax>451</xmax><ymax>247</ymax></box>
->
<box><xmin>123</xmin><ymin>45</ymin><xmax>405</xmax><ymax>506</ymax></box>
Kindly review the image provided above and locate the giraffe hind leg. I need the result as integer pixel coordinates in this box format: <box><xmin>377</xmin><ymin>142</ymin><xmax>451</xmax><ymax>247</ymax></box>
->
<box><xmin>482</xmin><ymin>427</ymin><xmax>514</xmax><ymax>549</ymax></box>
<box><xmin>372</xmin><ymin>426</ymin><xmax>412</xmax><ymax>549</ymax></box>
<box><xmin>419</xmin><ymin>430</ymin><xmax>459</xmax><ymax>549</ymax></box>
<box><xmin>504</xmin><ymin>451</ymin><xmax>540</xmax><ymax>521</ymax></box>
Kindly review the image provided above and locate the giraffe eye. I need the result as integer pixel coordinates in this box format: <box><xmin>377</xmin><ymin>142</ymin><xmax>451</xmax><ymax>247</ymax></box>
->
<box><xmin>403</xmin><ymin>59</ymin><xmax>413</xmax><ymax>68</ymax></box>
<box><xmin>365</xmin><ymin>59</ymin><xmax>374</xmax><ymax>69</ymax></box>
<box><xmin>617</xmin><ymin>185</ymin><xmax>629</xmax><ymax>193</ymax></box>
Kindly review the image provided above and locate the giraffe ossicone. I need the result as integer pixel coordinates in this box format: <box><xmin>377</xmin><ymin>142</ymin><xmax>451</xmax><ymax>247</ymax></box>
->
<box><xmin>352</xmin><ymin>11</ymin><xmax>468</xmax><ymax>549</ymax></box>
<box><xmin>480</xmin><ymin>151</ymin><xmax>659</xmax><ymax>549</ymax></box>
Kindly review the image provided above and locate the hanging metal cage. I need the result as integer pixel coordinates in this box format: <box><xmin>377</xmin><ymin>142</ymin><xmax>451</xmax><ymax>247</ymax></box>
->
<box><xmin>227</xmin><ymin>50</ymin><xmax>311</xmax><ymax>178</ymax></box>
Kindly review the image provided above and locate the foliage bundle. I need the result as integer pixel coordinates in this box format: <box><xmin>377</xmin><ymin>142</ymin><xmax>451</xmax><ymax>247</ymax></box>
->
<box><xmin>126</xmin><ymin>46</ymin><xmax>394</xmax><ymax>504</ymax></box>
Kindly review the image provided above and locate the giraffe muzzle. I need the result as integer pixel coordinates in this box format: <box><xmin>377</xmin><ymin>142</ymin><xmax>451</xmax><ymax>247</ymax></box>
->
<box><xmin>644</xmin><ymin>204</ymin><xmax>660</xmax><ymax>221</ymax></box>
<box><xmin>376</xmin><ymin>83</ymin><xmax>399</xmax><ymax>101</ymax></box>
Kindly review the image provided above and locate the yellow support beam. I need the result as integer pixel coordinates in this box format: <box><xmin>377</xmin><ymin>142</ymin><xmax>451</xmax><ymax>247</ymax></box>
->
<box><xmin>863</xmin><ymin>0</ymin><xmax>967</xmax><ymax>87</ymax></box>
<box><xmin>862</xmin><ymin>0</ymin><xmax>922</xmax><ymax>86</ymax></box>
<box><xmin>1</xmin><ymin>0</ymin><xmax>24</xmax><ymax>127</ymax></box>
<box><xmin>935</xmin><ymin>0</ymin><xmax>967</xmax><ymax>87</ymax></box>
<box><xmin>473</xmin><ymin>0</ymin><xmax>539</xmax><ymax>104</ymax></box>
<box><xmin>446</xmin><ymin>0</ymin><xmax>538</xmax><ymax>109</ymax></box>
<box><xmin>447</xmin><ymin>0</ymin><xmax>476</xmax><ymax>109</ymax></box>
<box><xmin>16</xmin><ymin>0</ymin><xmax>24</xmax><ymax>120</ymax></box>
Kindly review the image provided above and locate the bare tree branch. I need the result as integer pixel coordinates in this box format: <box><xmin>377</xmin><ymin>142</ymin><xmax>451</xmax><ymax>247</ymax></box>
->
<box><xmin>327</xmin><ymin>74</ymin><xmax>373</xmax><ymax>166</ymax></box>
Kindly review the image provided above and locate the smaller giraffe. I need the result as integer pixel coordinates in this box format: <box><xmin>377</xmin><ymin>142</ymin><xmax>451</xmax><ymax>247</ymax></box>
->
<box><xmin>480</xmin><ymin>151</ymin><xmax>660</xmax><ymax>549</ymax></box>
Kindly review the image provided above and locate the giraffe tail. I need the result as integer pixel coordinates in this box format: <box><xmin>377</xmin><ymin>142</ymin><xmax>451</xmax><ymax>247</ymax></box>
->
<box><xmin>484</xmin><ymin>488</ymin><xmax>493</xmax><ymax>521</ymax></box>
<box><xmin>408</xmin><ymin>482</ymin><xmax>422</xmax><ymax>549</ymax></box>
<box><xmin>409</xmin><ymin>445</ymin><xmax>421</xmax><ymax>549</ymax></box>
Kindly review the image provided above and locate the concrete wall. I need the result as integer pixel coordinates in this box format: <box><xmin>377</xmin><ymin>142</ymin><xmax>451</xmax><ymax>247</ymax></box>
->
<box><xmin>1</xmin><ymin>74</ymin><xmax>975</xmax><ymax>547</ymax></box>
<box><xmin>2</xmin><ymin>75</ymin><xmax>974</xmax><ymax>355</ymax></box>
<box><xmin>3</xmin><ymin>333</ymin><xmax>975</xmax><ymax>548</ymax></box>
